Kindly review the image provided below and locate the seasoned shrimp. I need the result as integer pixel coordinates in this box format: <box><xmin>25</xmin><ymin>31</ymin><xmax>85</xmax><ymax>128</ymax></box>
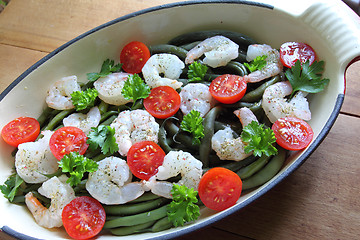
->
<box><xmin>179</xmin><ymin>83</ymin><xmax>216</xmax><ymax>117</ymax></box>
<box><xmin>185</xmin><ymin>36</ymin><xmax>239</xmax><ymax>68</ymax></box>
<box><xmin>144</xmin><ymin>150</ymin><xmax>203</xmax><ymax>199</ymax></box>
<box><xmin>212</xmin><ymin>107</ymin><xmax>258</xmax><ymax>161</ymax></box>
<box><xmin>142</xmin><ymin>53</ymin><xmax>185</xmax><ymax>90</ymax></box>
<box><xmin>110</xmin><ymin>109</ymin><xmax>159</xmax><ymax>156</ymax></box>
<box><xmin>46</xmin><ymin>75</ymin><xmax>81</xmax><ymax>110</ymax></box>
<box><xmin>86</xmin><ymin>157</ymin><xmax>145</xmax><ymax>204</ymax></box>
<box><xmin>243</xmin><ymin>44</ymin><xmax>283</xmax><ymax>83</ymax></box>
<box><xmin>63</xmin><ymin>106</ymin><xmax>101</xmax><ymax>133</ymax></box>
<box><xmin>25</xmin><ymin>175</ymin><xmax>75</xmax><ymax>228</ymax></box>
<box><xmin>15</xmin><ymin>130</ymin><xmax>58</xmax><ymax>184</ymax></box>
<box><xmin>93</xmin><ymin>72</ymin><xmax>133</xmax><ymax>105</ymax></box>
<box><xmin>262</xmin><ymin>81</ymin><xmax>311</xmax><ymax>123</ymax></box>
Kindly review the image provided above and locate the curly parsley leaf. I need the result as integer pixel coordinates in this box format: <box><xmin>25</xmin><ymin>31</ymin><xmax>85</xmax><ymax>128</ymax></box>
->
<box><xmin>285</xmin><ymin>60</ymin><xmax>330</xmax><ymax>96</ymax></box>
<box><xmin>71</xmin><ymin>88</ymin><xmax>98</xmax><ymax>111</ymax></box>
<box><xmin>180</xmin><ymin>110</ymin><xmax>204</xmax><ymax>145</ymax></box>
<box><xmin>87</xmin><ymin>125</ymin><xmax>119</xmax><ymax>155</ymax></box>
<box><xmin>59</xmin><ymin>152</ymin><xmax>98</xmax><ymax>187</ymax></box>
<box><xmin>241</xmin><ymin>121</ymin><xmax>277</xmax><ymax>157</ymax></box>
<box><xmin>87</xmin><ymin>59</ymin><xmax>122</xmax><ymax>82</ymax></box>
<box><xmin>244</xmin><ymin>55</ymin><xmax>267</xmax><ymax>72</ymax></box>
<box><xmin>187</xmin><ymin>61</ymin><xmax>208</xmax><ymax>82</ymax></box>
<box><xmin>167</xmin><ymin>184</ymin><xmax>200</xmax><ymax>227</ymax></box>
<box><xmin>121</xmin><ymin>74</ymin><xmax>150</xmax><ymax>108</ymax></box>
<box><xmin>0</xmin><ymin>174</ymin><xmax>24</xmax><ymax>202</ymax></box>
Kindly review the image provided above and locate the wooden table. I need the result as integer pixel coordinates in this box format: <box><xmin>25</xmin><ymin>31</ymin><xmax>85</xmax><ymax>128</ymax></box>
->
<box><xmin>1</xmin><ymin>1</ymin><xmax>360</xmax><ymax>239</ymax></box>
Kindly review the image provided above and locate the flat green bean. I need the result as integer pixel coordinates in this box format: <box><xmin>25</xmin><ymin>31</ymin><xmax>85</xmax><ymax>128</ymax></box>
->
<box><xmin>109</xmin><ymin>220</ymin><xmax>156</xmax><ymax>236</ymax></box>
<box><xmin>236</xmin><ymin>154</ymin><xmax>270</xmax><ymax>179</ymax></box>
<box><xmin>241</xmin><ymin>75</ymin><xmax>281</xmax><ymax>102</ymax></box>
<box><xmin>149</xmin><ymin>44</ymin><xmax>188</xmax><ymax>60</ymax></box>
<box><xmin>151</xmin><ymin>216</ymin><xmax>173</xmax><ymax>232</ymax></box>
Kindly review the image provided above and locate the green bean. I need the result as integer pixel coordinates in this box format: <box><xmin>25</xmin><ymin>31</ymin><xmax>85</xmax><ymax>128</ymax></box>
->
<box><xmin>222</xmin><ymin>61</ymin><xmax>248</xmax><ymax>76</ymax></box>
<box><xmin>103</xmin><ymin>204</ymin><xmax>169</xmax><ymax>228</ymax></box>
<box><xmin>179</xmin><ymin>41</ymin><xmax>201</xmax><ymax>50</ymax></box>
<box><xmin>37</xmin><ymin>107</ymin><xmax>59</xmax><ymax>127</ymax></box>
<box><xmin>104</xmin><ymin>197</ymin><xmax>169</xmax><ymax>216</ymax></box>
<box><xmin>203</xmin><ymin>154</ymin><xmax>258</xmax><ymax>173</ymax></box>
<box><xmin>234</xmin><ymin>49</ymin><xmax>248</xmax><ymax>63</ymax></box>
<box><xmin>98</xmin><ymin>101</ymin><xmax>109</xmax><ymax>115</ymax></box>
<box><xmin>91</xmin><ymin>152</ymin><xmax>113</xmax><ymax>162</ymax></box>
<box><xmin>11</xmin><ymin>195</ymin><xmax>25</xmax><ymax>204</ymax></box>
<box><xmin>241</xmin><ymin>75</ymin><xmax>281</xmax><ymax>102</ymax></box>
<box><xmin>222</xmin><ymin>100</ymin><xmax>262</xmax><ymax>113</ymax></box>
<box><xmin>168</xmin><ymin>30</ymin><xmax>257</xmax><ymax>49</ymax></box>
<box><xmin>199</xmin><ymin>106</ymin><xmax>222</xmax><ymax>168</ymax></box>
<box><xmin>236</xmin><ymin>154</ymin><xmax>270</xmax><ymax>179</ymax></box>
<box><xmin>149</xmin><ymin>44</ymin><xmax>188</xmax><ymax>60</ymax></box>
<box><xmin>158</xmin><ymin>125</ymin><xmax>174</xmax><ymax>153</ymax></box>
<box><xmin>242</xmin><ymin>147</ymin><xmax>286</xmax><ymax>190</ymax></box>
<box><xmin>130</xmin><ymin>192</ymin><xmax>161</xmax><ymax>203</ymax></box>
<box><xmin>100</xmin><ymin>115</ymin><xmax>117</xmax><ymax>126</ymax></box>
<box><xmin>151</xmin><ymin>216</ymin><xmax>173</xmax><ymax>232</ymax></box>
<box><xmin>164</xmin><ymin>121</ymin><xmax>198</xmax><ymax>151</ymax></box>
<box><xmin>42</xmin><ymin>109</ymin><xmax>74</xmax><ymax>130</ymax></box>
<box><xmin>109</xmin><ymin>220</ymin><xmax>156</xmax><ymax>236</ymax></box>
<box><xmin>100</xmin><ymin>110</ymin><xmax>119</xmax><ymax>123</ymax></box>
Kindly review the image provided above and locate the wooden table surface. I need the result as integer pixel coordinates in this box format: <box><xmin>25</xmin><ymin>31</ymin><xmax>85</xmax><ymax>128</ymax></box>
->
<box><xmin>1</xmin><ymin>1</ymin><xmax>360</xmax><ymax>239</ymax></box>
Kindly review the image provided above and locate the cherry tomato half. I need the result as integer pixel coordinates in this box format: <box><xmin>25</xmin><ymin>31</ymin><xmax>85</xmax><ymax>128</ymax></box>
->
<box><xmin>209</xmin><ymin>74</ymin><xmax>247</xmax><ymax>104</ymax></box>
<box><xmin>279</xmin><ymin>42</ymin><xmax>317</xmax><ymax>68</ymax></box>
<box><xmin>198</xmin><ymin>167</ymin><xmax>242</xmax><ymax>211</ymax></box>
<box><xmin>272</xmin><ymin>117</ymin><xmax>314</xmax><ymax>151</ymax></box>
<box><xmin>1</xmin><ymin>117</ymin><xmax>40</xmax><ymax>147</ymax></box>
<box><xmin>49</xmin><ymin>126</ymin><xmax>88</xmax><ymax>160</ymax></box>
<box><xmin>143</xmin><ymin>86</ymin><xmax>181</xmax><ymax>119</ymax></box>
<box><xmin>120</xmin><ymin>41</ymin><xmax>150</xmax><ymax>74</ymax></box>
<box><xmin>62</xmin><ymin>196</ymin><xmax>106</xmax><ymax>240</ymax></box>
<box><xmin>127</xmin><ymin>141</ymin><xmax>165</xmax><ymax>181</ymax></box>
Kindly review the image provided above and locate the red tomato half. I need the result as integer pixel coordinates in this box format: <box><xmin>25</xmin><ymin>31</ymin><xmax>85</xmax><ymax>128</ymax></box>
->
<box><xmin>209</xmin><ymin>74</ymin><xmax>247</xmax><ymax>104</ymax></box>
<box><xmin>1</xmin><ymin>117</ymin><xmax>40</xmax><ymax>147</ymax></box>
<box><xmin>127</xmin><ymin>141</ymin><xmax>165</xmax><ymax>181</ymax></box>
<box><xmin>49</xmin><ymin>126</ymin><xmax>88</xmax><ymax>160</ymax></box>
<box><xmin>279</xmin><ymin>42</ymin><xmax>317</xmax><ymax>68</ymax></box>
<box><xmin>198</xmin><ymin>167</ymin><xmax>242</xmax><ymax>211</ymax></box>
<box><xmin>62</xmin><ymin>196</ymin><xmax>106</xmax><ymax>240</ymax></box>
<box><xmin>120</xmin><ymin>41</ymin><xmax>150</xmax><ymax>74</ymax></box>
<box><xmin>143</xmin><ymin>86</ymin><xmax>181</xmax><ymax>119</ymax></box>
<box><xmin>272</xmin><ymin>117</ymin><xmax>314</xmax><ymax>151</ymax></box>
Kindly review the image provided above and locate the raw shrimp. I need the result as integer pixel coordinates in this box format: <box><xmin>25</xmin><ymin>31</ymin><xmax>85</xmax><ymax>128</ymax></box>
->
<box><xmin>85</xmin><ymin>156</ymin><xmax>145</xmax><ymax>205</ymax></box>
<box><xmin>63</xmin><ymin>106</ymin><xmax>101</xmax><ymax>134</ymax></box>
<box><xmin>45</xmin><ymin>75</ymin><xmax>81</xmax><ymax>110</ymax></box>
<box><xmin>243</xmin><ymin>44</ymin><xmax>283</xmax><ymax>83</ymax></box>
<box><xmin>25</xmin><ymin>175</ymin><xmax>75</xmax><ymax>228</ymax></box>
<box><xmin>15</xmin><ymin>130</ymin><xmax>58</xmax><ymax>184</ymax></box>
<box><xmin>179</xmin><ymin>83</ymin><xmax>216</xmax><ymax>117</ymax></box>
<box><xmin>110</xmin><ymin>109</ymin><xmax>159</xmax><ymax>156</ymax></box>
<box><xmin>185</xmin><ymin>35</ymin><xmax>239</xmax><ymax>68</ymax></box>
<box><xmin>93</xmin><ymin>72</ymin><xmax>133</xmax><ymax>106</ymax></box>
<box><xmin>211</xmin><ymin>107</ymin><xmax>258</xmax><ymax>161</ymax></box>
<box><xmin>262</xmin><ymin>81</ymin><xmax>311</xmax><ymax>123</ymax></box>
<box><xmin>142</xmin><ymin>53</ymin><xmax>185</xmax><ymax>90</ymax></box>
<box><xmin>144</xmin><ymin>150</ymin><xmax>203</xmax><ymax>199</ymax></box>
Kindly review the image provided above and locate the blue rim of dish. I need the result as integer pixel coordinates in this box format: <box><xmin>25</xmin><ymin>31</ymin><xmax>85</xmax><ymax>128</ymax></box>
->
<box><xmin>0</xmin><ymin>0</ymin><xmax>345</xmax><ymax>239</ymax></box>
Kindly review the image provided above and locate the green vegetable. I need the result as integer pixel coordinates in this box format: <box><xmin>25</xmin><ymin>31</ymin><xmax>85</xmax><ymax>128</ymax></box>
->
<box><xmin>285</xmin><ymin>60</ymin><xmax>330</xmax><ymax>96</ymax></box>
<box><xmin>58</xmin><ymin>152</ymin><xmax>98</xmax><ymax>187</ymax></box>
<box><xmin>0</xmin><ymin>174</ymin><xmax>24</xmax><ymax>202</ymax></box>
<box><xmin>167</xmin><ymin>184</ymin><xmax>200</xmax><ymax>227</ymax></box>
<box><xmin>180</xmin><ymin>110</ymin><xmax>204</xmax><ymax>145</ymax></box>
<box><xmin>87</xmin><ymin>125</ymin><xmax>119</xmax><ymax>154</ymax></box>
<box><xmin>244</xmin><ymin>55</ymin><xmax>267</xmax><ymax>72</ymax></box>
<box><xmin>121</xmin><ymin>74</ymin><xmax>151</xmax><ymax>108</ymax></box>
<box><xmin>241</xmin><ymin>121</ymin><xmax>277</xmax><ymax>157</ymax></box>
<box><xmin>187</xmin><ymin>61</ymin><xmax>208</xmax><ymax>82</ymax></box>
<box><xmin>71</xmin><ymin>88</ymin><xmax>98</xmax><ymax>111</ymax></box>
<box><xmin>87</xmin><ymin>59</ymin><xmax>122</xmax><ymax>82</ymax></box>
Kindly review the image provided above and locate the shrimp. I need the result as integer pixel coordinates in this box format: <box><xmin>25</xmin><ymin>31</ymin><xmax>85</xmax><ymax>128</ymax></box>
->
<box><xmin>93</xmin><ymin>72</ymin><xmax>133</xmax><ymax>106</ymax></box>
<box><xmin>211</xmin><ymin>107</ymin><xmax>258</xmax><ymax>161</ymax></box>
<box><xmin>63</xmin><ymin>106</ymin><xmax>101</xmax><ymax>134</ymax></box>
<box><xmin>142</xmin><ymin>53</ymin><xmax>185</xmax><ymax>90</ymax></box>
<box><xmin>185</xmin><ymin>35</ymin><xmax>239</xmax><ymax>68</ymax></box>
<box><xmin>45</xmin><ymin>75</ymin><xmax>81</xmax><ymax>110</ymax></box>
<box><xmin>110</xmin><ymin>109</ymin><xmax>159</xmax><ymax>156</ymax></box>
<box><xmin>262</xmin><ymin>81</ymin><xmax>311</xmax><ymax>123</ymax></box>
<box><xmin>179</xmin><ymin>83</ymin><xmax>216</xmax><ymax>117</ymax></box>
<box><xmin>243</xmin><ymin>44</ymin><xmax>283</xmax><ymax>83</ymax></box>
<box><xmin>144</xmin><ymin>150</ymin><xmax>203</xmax><ymax>199</ymax></box>
<box><xmin>25</xmin><ymin>175</ymin><xmax>75</xmax><ymax>228</ymax></box>
<box><xmin>15</xmin><ymin>130</ymin><xmax>59</xmax><ymax>184</ymax></box>
<box><xmin>85</xmin><ymin>156</ymin><xmax>145</xmax><ymax>205</ymax></box>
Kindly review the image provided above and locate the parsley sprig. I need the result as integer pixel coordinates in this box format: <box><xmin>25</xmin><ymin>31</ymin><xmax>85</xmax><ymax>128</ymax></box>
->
<box><xmin>87</xmin><ymin>125</ymin><xmax>119</xmax><ymax>155</ymax></box>
<box><xmin>180</xmin><ymin>110</ymin><xmax>204</xmax><ymax>145</ymax></box>
<box><xmin>187</xmin><ymin>61</ymin><xmax>208</xmax><ymax>82</ymax></box>
<box><xmin>244</xmin><ymin>55</ymin><xmax>268</xmax><ymax>72</ymax></box>
<box><xmin>71</xmin><ymin>88</ymin><xmax>98</xmax><ymax>111</ymax></box>
<box><xmin>87</xmin><ymin>59</ymin><xmax>122</xmax><ymax>82</ymax></box>
<box><xmin>0</xmin><ymin>174</ymin><xmax>24</xmax><ymax>202</ymax></box>
<box><xmin>121</xmin><ymin>74</ymin><xmax>151</xmax><ymax>108</ymax></box>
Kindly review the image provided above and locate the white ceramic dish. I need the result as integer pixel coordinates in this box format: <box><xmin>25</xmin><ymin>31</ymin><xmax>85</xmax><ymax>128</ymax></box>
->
<box><xmin>1</xmin><ymin>0</ymin><xmax>360</xmax><ymax>239</ymax></box>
